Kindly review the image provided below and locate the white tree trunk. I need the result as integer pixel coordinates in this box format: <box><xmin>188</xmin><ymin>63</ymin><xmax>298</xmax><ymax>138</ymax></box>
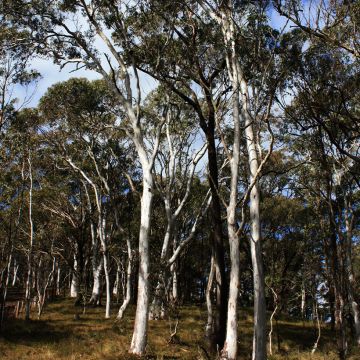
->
<box><xmin>117</xmin><ymin>237</ymin><xmax>132</xmax><ymax>320</ymax></box>
<box><xmin>130</xmin><ymin>167</ymin><xmax>153</xmax><ymax>355</ymax></box>
<box><xmin>221</xmin><ymin>96</ymin><xmax>241</xmax><ymax>360</ymax></box>
<box><xmin>97</xmin><ymin>216</ymin><xmax>111</xmax><ymax>319</ymax></box>
<box><xmin>301</xmin><ymin>285</ymin><xmax>306</xmax><ymax>320</ymax></box>
<box><xmin>25</xmin><ymin>155</ymin><xmax>34</xmax><ymax>321</ymax></box>
<box><xmin>171</xmin><ymin>263</ymin><xmax>178</xmax><ymax>302</ymax></box>
<box><xmin>56</xmin><ymin>264</ymin><xmax>61</xmax><ymax>296</ymax></box>
<box><xmin>12</xmin><ymin>259</ymin><xmax>18</xmax><ymax>287</ymax></box>
<box><xmin>221</xmin><ymin>24</ymin><xmax>241</xmax><ymax>358</ymax></box>
<box><xmin>70</xmin><ymin>254</ymin><xmax>79</xmax><ymax>298</ymax></box>
<box><xmin>244</xmin><ymin>108</ymin><xmax>267</xmax><ymax>360</ymax></box>
<box><xmin>90</xmin><ymin>258</ymin><xmax>103</xmax><ymax>305</ymax></box>
<box><xmin>103</xmin><ymin>251</ymin><xmax>111</xmax><ymax>319</ymax></box>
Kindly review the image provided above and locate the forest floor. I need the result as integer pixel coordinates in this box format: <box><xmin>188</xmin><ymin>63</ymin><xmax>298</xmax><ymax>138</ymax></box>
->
<box><xmin>0</xmin><ymin>298</ymin><xmax>359</xmax><ymax>360</ymax></box>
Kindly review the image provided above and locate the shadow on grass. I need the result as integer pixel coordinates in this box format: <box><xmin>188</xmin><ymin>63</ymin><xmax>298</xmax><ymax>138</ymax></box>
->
<box><xmin>0</xmin><ymin>318</ymin><xmax>70</xmax><ymax>345</ymax></box>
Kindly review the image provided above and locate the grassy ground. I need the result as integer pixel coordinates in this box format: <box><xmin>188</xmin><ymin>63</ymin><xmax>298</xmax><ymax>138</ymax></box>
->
<box><xmin>0</xmin><ymin>298</ymin><xmax>359</xmax><ymax>359</ymax></box>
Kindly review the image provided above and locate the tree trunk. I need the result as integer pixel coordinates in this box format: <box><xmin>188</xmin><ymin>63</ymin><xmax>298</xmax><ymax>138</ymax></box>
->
<box><xmin>248</xmin><ymin>182</ymin><xmax>267</xmax><ymax>360</ymax></box>
<box><xmin>25</xmin><ymin>154</ymin><xmax>34</xmax><ymax>321</ymax></box>
<box><xmin>205</xmin><ymin>252</ymin><xmax>215</xmax><ymax>337</ymax></box>
<box><xmin>220</xmin><ymin>36</ymin><xmax>241</xmax><ymax>359</ymax></box>
<box><xmin>70</xmin><ymin>254</ymin><xmax>79</xmax><ymax>298</ymax></box>
<box><xmin>1</xmin><ymin>251</ymin><xmax>13</xmax><ymax>325</ymax></box>
<box><xmin>129</xmin><ymin>167</ymin><xmax>153</xmax><ymax>355</ymax></box>
<box><xmin>56</xmin><ymin>263</ymin><xmax>61</xmax><ymax>296</ymax></box>
<box><xmin>242</xmin><ymin>78</ymin><xmax>267</xmax><ymax>360</ymax></box>
<box><xmin>12</xmin><ymin>258</ymin><xmax>18</xmax><ymax>287</ymax></box>
<box><xmin>171</xmin><ymin>262</ymin><xmax>178</xmax><ymax>303</ymax></box>
<box><xmin>117</xmin><ymin>237</ymin><xmax>132</xmax><ymax>320</ymax></box>
<box><xmin>329</xmin><ymin>226</ymin><xmax>347</xmax><ymax>359</ymax></box>
<box><xmin>207</xmin><ymin>129</ymin><xmax>228</xmax><ymax>349</ymax></box>
<box><xmin>103</xmin><ymin>251</ymin><xmax>111</xmax><ymax>319</ymax></box>
<box><xmin>301</xmin><ymin>285</ymin><xmax>306</xmax><ymax>321</ymax></box>
<box><xmin>89</xmin><ymin>258</ymin><xmax>103</xmax><ymax>305</ymax></box>
<box><xmin>345</xmin><ymin>199</ymin><xmax>360</xmax><ymax>345</ymax></box>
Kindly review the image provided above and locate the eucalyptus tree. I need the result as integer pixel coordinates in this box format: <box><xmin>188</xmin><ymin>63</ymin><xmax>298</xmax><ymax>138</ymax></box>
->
<box><xmin>196</xmin><ymin>1</ymin><xmax>288</xmax><ymax>358</ymax></box>
<box><xmin>3</xmin><ymin>1</ymin><xmax>169</xmax><ymax>352</ymax></box>
<box><xmin>124</xmin><ymin>1</ymin><xmax>229</xmax><ymax>347</ymax></box>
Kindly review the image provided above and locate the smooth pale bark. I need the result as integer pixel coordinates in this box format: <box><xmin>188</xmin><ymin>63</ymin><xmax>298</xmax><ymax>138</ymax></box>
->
<box><xmin>220</xmin><ymin>13</ymin><xmax>241</xmax><ymax>358</ymax></box>
<box><xmin>12</xmin><ymin>259</ymin><xmax>18</xmax><ymax>287</ymax></box>
<box><xmin>90</xmin><ymin>259</ymin><xmax>103</xmax><ymax>305</ymax></box>
<box><xmin>98</xmin><ymin>217</ymin><xmax>111</xmax><ymax>319</ymax></box>
<box><xmin>220</xmin><ymin>81</ymin><xmax>241</xmax><ymax>360</ymax></box>
<box><xmin>56</xmin><ymin>264</ymin><xmax>61</xmax><ymax>296</ymax></box>
<box><xmin>117</xmin><ymin>237</ymin><xmax>132</xmax><ymax>320</ymax></box>
<box><xmin>170</xmin><ymin>234</ymin><xmax>179</xmax><ymax>303</ymax></box>
<box><xmin>103</xmin><ymin>251</ymin><xmax>111</xmax><ymax>319</ymax></box>
<box><xmin>89</xmin><ymin>218</ymin><xmax>102</xmax><ymax>305</ymax></box>
<box><xmin>243</xmin><ymin>107</ymin><xmax>267</xmax><ymax>360</ymax></box>
<box><xmin>25</xmin><ymin>155</ymin><xmax>34</xmax><ymax>321</ymax></box>
<box><xmin>129</xmin><ymin>167</ymin><xmax>153</xmax><ymax>355</ymax></box>
<box><xmin>70</xmin><ymin>254</ymin><xmax>79</xmax><ymax>298</ymax></box>
<box><xmin>301</xmin><ymin>285</ymin><xmax>306</xmax><ymax>320</ymax></box>
<box><xmin>171</xmin><ymin>263</ymin><xmax>178</xmax><ymax>302</ymax></box>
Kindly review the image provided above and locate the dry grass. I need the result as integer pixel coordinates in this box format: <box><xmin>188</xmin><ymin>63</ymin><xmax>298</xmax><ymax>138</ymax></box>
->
<box><xmin>0</xmin><ymin>298</ymin><xmax>359</xmax><ymax>359</ymax></box>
